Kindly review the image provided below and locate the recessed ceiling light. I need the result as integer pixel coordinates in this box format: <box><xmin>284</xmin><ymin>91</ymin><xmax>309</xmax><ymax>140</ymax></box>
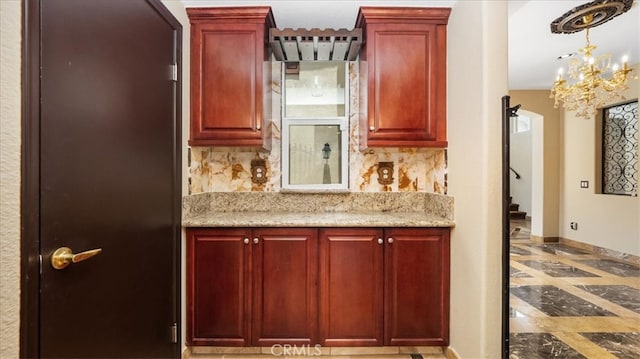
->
<box><xmin>557</xmin><ymin>52</ymin><xmax>577</xmax><ymax>60</ymax></box>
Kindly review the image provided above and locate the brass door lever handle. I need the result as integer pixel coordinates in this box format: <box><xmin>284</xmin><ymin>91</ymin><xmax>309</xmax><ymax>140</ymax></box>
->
<box><xmin>51</xmin><ymin>247</ymin><xmax>102</xmax><ymax>270</ymax></box>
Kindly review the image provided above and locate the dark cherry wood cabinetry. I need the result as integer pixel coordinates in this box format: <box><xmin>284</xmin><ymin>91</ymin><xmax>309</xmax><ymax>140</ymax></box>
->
<box><xmin>187</xmin><ymin>7</ymin><xmax>275</xmax><ymax>149</ymax></box>
<box><xmin>253</xmin><ymin>228</ymin><xmax>318</xmax><ymax>346</ymax></box>
<box><xmin>187</xmin><ymin>226</ymin><xmax>449</xmax><ymax>347</ymax></box>
<box><xmin>384</xmin><ymin>228</ymin><xmax>450</xmax><ymax>346</ymax></box>
<box><xmin>187</xmin><ymin>228</ymin><xmax>317</xmax><ymax>346</ymax></box>
<box><xmin>356</xmin><ymin>7</ymin><xmax>451</xmax><ymax>148</ymax></box>
<box><xmin>319</xmin><ymin>228</ymin><xmax>450</xmax><ymax>346</ymax></box>
<box><xmin>319</xmin><ymin>228</ymin><xmax>384</xmax><ymax>346</ymax></box>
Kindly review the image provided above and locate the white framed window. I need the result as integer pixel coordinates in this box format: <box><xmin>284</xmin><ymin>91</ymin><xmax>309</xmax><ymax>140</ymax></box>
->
<box><xmin>281</xmin><ymin>61</ymin><xmax>349</xmax><ymax>191</ymax></box>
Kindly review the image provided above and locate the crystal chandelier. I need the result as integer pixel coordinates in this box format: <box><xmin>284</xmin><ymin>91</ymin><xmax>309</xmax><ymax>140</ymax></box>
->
<box><xmin>549</xmin><ymin>0</ymin><xmax>635</xmax><ymax>119</ymax></box>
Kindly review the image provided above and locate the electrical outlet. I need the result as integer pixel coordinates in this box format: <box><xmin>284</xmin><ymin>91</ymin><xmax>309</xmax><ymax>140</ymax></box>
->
<box><xmin>570</xmin><ymin>222</ymin><xmax>578</xmax><ymax>230</ymax></box>
<box><xmin>580</xmin><ymin>180</ymin><xmax>589</xmax><ymax>188</ymax></box>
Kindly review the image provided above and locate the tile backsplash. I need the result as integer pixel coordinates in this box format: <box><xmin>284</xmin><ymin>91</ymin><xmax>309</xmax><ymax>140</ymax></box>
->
<box><xmin>189</xmin><ymin>62</ymin><xmax>447</xmax><ymax>194</ymax></box>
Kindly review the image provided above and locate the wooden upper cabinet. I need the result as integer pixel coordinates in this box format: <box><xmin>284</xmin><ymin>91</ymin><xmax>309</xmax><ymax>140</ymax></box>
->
<box><xmin>356</xmin><ymin>7</ymin><xmax>450</xmax><ymax>149</ymax></box>
<box><xmin>187</xmin><ymin>7</ymin><xmax>275</xmax><ymax>149</ymax></box>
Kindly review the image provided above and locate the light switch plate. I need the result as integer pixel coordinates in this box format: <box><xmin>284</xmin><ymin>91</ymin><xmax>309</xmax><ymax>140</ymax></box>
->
<box><xmin>580</xmin><ymin>180</ymin><xmax>589</xmax><ymax>188</ymax></box>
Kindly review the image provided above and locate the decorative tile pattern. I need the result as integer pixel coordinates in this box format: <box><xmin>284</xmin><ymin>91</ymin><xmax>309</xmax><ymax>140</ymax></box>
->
<box><xmin>580</xmin><ymin>332</ymin><xmax>640</xmax><ymax>359</ymax></box>
<box><xmin>510</xmin><ymin>266</ymin><xmax>532</xmax><ymax>278</ymax></box>
<box><xmin>510</xmin><ymin>245</ymin><xmax>532</xmax><ymax>256</ymax></box>
<box><xmin>526</xmin><ymin>243</ymin><xmax>589</xmax><ymax>255</ymax></box>
<box><xmin>577</xmin><ymin>259</ymin><xmax>640</xmax><ymax>277</ymax></box>
<box><xmin>509</xmin><ymin>333</ymin><xmax>586</xmax><ymax>359</ymax></box>
<box><xmin>510</xmin><ymin>285</ymin><xmax>616</xmax><ymax>317</ymax></box>
<box><xmin>516</xmin><ymin>260</ymin><xmax>600</xmax><ymax>278</ymax></box>
<box><xmin>510</xmin><ymin>219</ymin><xmax>640</xmax><ymax>359</ymax></box>
<box><xmin>576</xmin><ymin>285</ymin><xmax>640</xmax><ymax>314</ymax></box>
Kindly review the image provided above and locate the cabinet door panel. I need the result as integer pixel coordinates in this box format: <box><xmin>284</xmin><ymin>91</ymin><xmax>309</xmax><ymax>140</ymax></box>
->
<box><xmin>384</xmin><ymin>228</ymin><xmax>450</xmax><ymax>346</ymax></box>
<box><xmin>201</xmin><ymin>27</ymin><xmax>256</xmax><ymax>132</ymax></box>
<box><xmin>187</xmin><ymin>229</ymin><xmax>251</xmax><ymax>346</ymax></box>
<box><xmin>191</xmin><ymin>23</ymin><xmax>263</xmax><ymax>144</ymax></box>
<box><xmin>187</xmin><ymin>5</ymin><xmax>275</xmax><ymax>150</ymax></box>
<box><xmin>252</xmin><ymin>228</ymin><xmax>318</xmax><ymax>345</ymax></box>
<box><xmin>373</xmin><ymin>26</ymin><xmax>433</xmax><ymax>140</ymax></box>
<box><xmin>319</xmin><ymin>228</ymin><xmax>383</xmax><ymax>346</ymax></box>
<box><xmin>357</xmin><ymin>7</ymin><xmax>450</xmax><ymax>149</ymax></box>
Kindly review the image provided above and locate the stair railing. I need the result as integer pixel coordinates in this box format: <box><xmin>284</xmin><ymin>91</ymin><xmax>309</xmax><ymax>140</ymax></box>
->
<box><xmin>510</xmin><ymin>167</ymin><xmax>521</xmax><ymax>180</ymax></box>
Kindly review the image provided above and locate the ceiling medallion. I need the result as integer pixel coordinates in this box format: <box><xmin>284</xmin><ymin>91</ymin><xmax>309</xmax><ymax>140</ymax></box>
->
<box><xmin>549</xmin><ymin>0</ymin><xmax>635</xmax><ymax>118</ymax></box>
<box><xmin>550</xmin><ymin>0</ymin><xmax>633</xmax><ymax>34</ymax></box>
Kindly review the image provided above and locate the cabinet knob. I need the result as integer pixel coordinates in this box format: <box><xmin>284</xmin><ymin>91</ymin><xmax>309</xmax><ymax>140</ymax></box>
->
<box><xmin>243</xmin><ymin>237</ymin><xmax>249</xmax><ymax>244</ymax></box>
<box><xmin>369</xmin><ymin>125</ymin><xmax>375</xmax><ymax>132</ymax></box>
<box><xmin>387</xmin><ymin>237</ymin><xmax>394</xmax><ymax>244</ymax></box>
<box><xmin>253</xmin><ymin>237</ymin><xmax>259</xmax><ymax>244</ymax></box>
<box><xmin>377</xmin><ymin>238</ymin><xmax>383</xmax><ymax>244</ymax></box>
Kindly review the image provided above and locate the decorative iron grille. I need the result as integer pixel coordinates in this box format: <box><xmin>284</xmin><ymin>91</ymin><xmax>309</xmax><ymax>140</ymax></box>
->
<box><xmin>603</xmin><ymin>100</ymin><xmax>638</xmax><ymax>196</ymax></box>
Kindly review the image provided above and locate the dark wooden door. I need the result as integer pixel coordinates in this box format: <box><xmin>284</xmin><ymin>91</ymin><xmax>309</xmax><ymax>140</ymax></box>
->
<box><xmin>384</xmin><ymin>228</ymin><xmax>450</xmax><ymax>346</ymax></box>
<box><xmin>319</xmin><ymin>228</ymin><xmax>383</xmax><ymax>346</ymax></box>
<box><xmin>24</xmin><ymin>1</ymin><xmax>182</xmax><ymax>357</ymax></box>
<box><xmin>187</xmin><ymin>229</ymin><xmax>251</xmax><ymax>346</ymax></box>
<box><xmin>253</xmin><ymin>228</ymin><xmax>318</xmax><ymax>346</ymax></box>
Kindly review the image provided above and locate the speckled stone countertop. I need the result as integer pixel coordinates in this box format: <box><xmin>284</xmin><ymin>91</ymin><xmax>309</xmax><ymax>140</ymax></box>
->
<box><xmin>183</xmin><ymin>192</ymin><xmax>454</xmax><ymax>228</ymax></box>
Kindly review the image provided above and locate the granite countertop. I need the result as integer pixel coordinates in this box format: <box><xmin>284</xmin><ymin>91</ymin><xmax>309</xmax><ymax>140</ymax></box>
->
<box><xmin>182</xmin><ymin>192</ymin><xmax>455</xmax><ymax>228</ymax></box>
<box><xmin>184</xmin><ymin>210</ymin><xmax>454</xmax><ymax>227</ymax></box>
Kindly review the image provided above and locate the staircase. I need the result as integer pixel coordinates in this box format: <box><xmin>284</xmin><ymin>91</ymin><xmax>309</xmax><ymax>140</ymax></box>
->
<box><xmin>509</xmin><ymin>197</ymin><xmax>527</xmax><ymax>219</ymax></box>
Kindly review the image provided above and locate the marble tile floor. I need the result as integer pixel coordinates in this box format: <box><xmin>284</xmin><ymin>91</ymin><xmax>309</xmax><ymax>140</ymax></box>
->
<box><xmin>509</xmin><ymin>219</ymin><xmax>640</xmax><ymax>358</ymax></box>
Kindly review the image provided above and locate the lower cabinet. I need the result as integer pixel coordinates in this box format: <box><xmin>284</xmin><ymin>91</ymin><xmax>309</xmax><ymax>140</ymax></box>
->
<box><xmin>187</xmin><ymin>228</ymin><xmax>317</xmax><ymax>346</ymax></box>
<box><xmin>187</xmin><ymin>227</ymin><xmax>449</xmax><ymax>347</ymax></box>
<box><xmin>319</xmin><ymin>228</ymin><xmax>450</xmax><ymax>346</ymax></box>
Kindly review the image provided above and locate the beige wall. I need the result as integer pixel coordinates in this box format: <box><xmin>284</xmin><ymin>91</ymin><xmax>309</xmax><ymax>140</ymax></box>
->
<box><xmin>509</xmin><ymin>90</ymin><xmax>562</xmax><ymax>239</ymax></box>
<box><xmin>0</xmin><ymin>1</ymin><xmax>22</xmax><ymax>358</ymax></box>
<box><xmin>559</xmin><ymin>63</ymin><xmax>639</xmax><ymax>256</ymax></box>
<box><xmin>447</xmin><ymin>1</ymin><xmax>505</xmax><ymax>357</ymax></box>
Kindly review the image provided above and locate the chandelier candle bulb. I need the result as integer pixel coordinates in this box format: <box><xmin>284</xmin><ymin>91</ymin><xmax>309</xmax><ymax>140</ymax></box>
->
<box><xmin>549</xmin><ymin>0</ymin><xmax>635</xmax><ymax>119</ymax></box>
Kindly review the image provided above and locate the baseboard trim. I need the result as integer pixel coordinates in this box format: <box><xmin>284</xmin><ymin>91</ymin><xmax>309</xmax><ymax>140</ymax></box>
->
<box><xmin>529</xmin><ymin>235</ymin><xmax>559</xmax><ymax>243</ymax></box>
<box><xmin>559</xmin><ymin>237</ymin><xmax>640</xmax><ymax>266</ymax></box>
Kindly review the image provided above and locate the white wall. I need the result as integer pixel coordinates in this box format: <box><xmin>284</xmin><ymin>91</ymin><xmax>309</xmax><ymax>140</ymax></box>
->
<box><xmin>0</xmin><ymin>1</ymin><xmax>22</xmax><ymax>358</ymax></box>
<box><xmin>560</xmin><ymin>63</ymin><xmax>640</xmax><ymax>256</ymax></box>
<box><xmin>510</xmin><ymin>117</ymin><xmax>532</xmax><ymax>216</ymax></box>
<box><xmin>447</xmin><ymin>1</ymin><xmax>506</xmax><ymax>358</ymax></box>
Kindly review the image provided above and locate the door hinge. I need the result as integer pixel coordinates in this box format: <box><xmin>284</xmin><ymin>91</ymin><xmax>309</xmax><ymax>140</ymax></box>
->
<box><xmin>170</xmin><ymin>64</ymin><xmax>178</xmax><ymax>82</ymax></box>
<box><xmin>171</xmin><ymin>322</ymin><xmax>177</xmax><ymax>343</ymax></box>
